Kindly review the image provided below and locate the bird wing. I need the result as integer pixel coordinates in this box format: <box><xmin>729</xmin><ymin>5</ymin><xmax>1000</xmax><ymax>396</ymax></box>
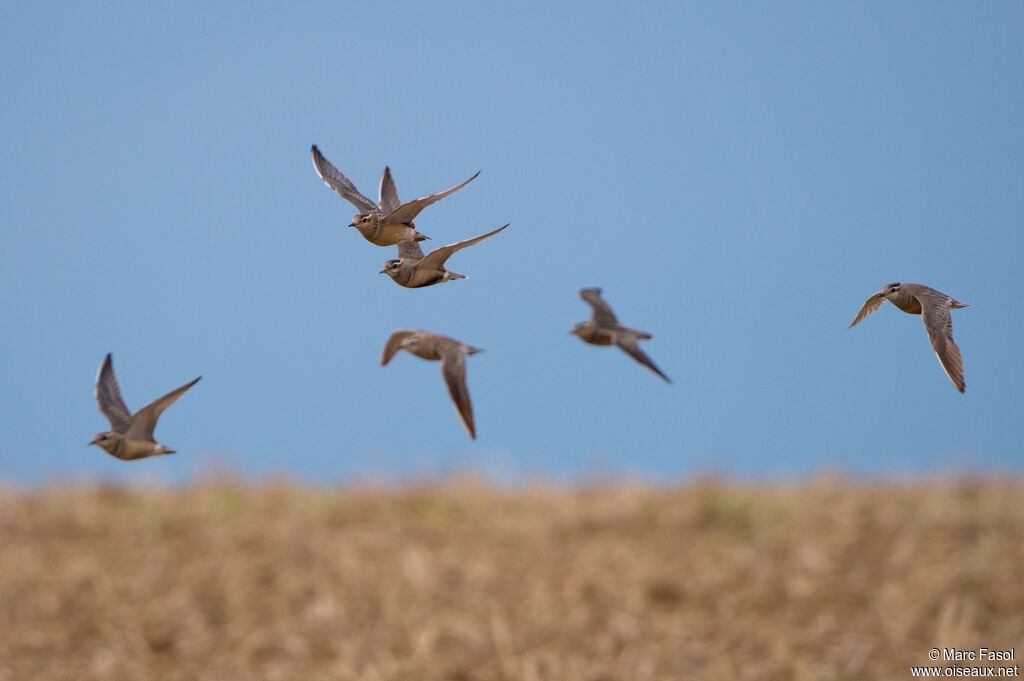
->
<box><xmin>310</xmin><ymin>145</ymin><xmax>379</xmax><ymax>213</ymax></box>
<box><xmin>578</xmin><ymin>288</ymin><xmax>620</xmax><ymax>327</ymax></box>
<box><xmin>126</xmin><ymin>376</ymin><xmax>201</xmax><ymax>441</ymax></box>
<box><xmin>615</xmin><ymin>336</ymin><xmax>672</xmax><ymax>383</ymax></box>
<box><xmin>440</xmin><ymin>345</ymin><xmax>476</xmax><ymax>439</ymax></box>
<box><xmin>919</xmin><ymin>293</ymin><xmax>966</xmax><ymax>392</ymax></box>
<box><xmin>379</xmin><ymin>166</ymin><xmax>401</xmax><ymax>215</ymax></box>
<box><xmin>849</xmin><ymin>292</ymin><xmax>886</xmax><ymax>328</ymax></box>
<box><xmin>397</xmin><ymin>239</ymin><xmax>426</xmax><ymax>260</ymax></box>
<box><xmin>384</xmin><ymin>171</ymin><xmax>480</xmax><ymax>224</ymax></box>
<box><xmin>381</xmin><ymin>330</ymin><xmax>420</xmax><ymax>365</ymax></box>
<box><xmin>95</xmin><ymin>353</ymin><xmax>132</xmax><ymax>434</ymax></box>
<box><xmin>418</xmin><ymin>224</ymin><xmax>508</xmax><ymax>271</ymax></box>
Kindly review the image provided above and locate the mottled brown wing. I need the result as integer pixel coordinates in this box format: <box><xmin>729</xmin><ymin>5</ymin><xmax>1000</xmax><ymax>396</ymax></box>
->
<box><xmin>440</xmin><ymin>346</ymin><xmax>475</xmax><ymax>439</ymax></box>
<box><xmin>616</xmin><ymin>337</ymin><xmax>671</xmax><ymax>383</ymax></box>
<box><xmin>579</xmin><ymin>288</ymin><xmax>619</xmax><ymax>327</ymax></box>
<box><xmin>849</xmin><ymin>292</ymin><xmax>885</xmax><ymax>328</ymax></box>
<box><xmin>384</xmin><ymin>171</ymin><xmax>480</xmax><ymax>224</ymax></box>
<box><xmin>919</xmin><ymin>294</ymin><xmax>965</xmax><ymax>392</ymax></box>
<box><xmin>311</xmin><ymin>145</ymin><xmax>378</xmax><ymax>213</ymax></box>
<box><xmin>95</xmin><ymin>353</ymin><xmax>132</xmax><ymax>434</ymax></box>
<box><xmin>126</xmin><ymin>376</ymin><xmax>201</xmax><ymax>441</ymax></box>
<box><xmin>379</xmin><ymin>166</ymin><xmax>401</xmax><ymax>215</ymax></box>
<box><xmin>381</xmin><ymin>330</ymin><xmax>420</xmax><ymax>365</ymax></box>
<box><xmin>418</xmin><ymin>224</ymin><xmax>508</xmax><ymax>271</ymax></box>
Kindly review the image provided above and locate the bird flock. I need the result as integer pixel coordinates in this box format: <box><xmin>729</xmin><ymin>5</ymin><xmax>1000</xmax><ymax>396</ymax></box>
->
<box><xmin>88</xmin><ymin>146</ymin><xmax>971</xmax><ymax>458</ymax></box>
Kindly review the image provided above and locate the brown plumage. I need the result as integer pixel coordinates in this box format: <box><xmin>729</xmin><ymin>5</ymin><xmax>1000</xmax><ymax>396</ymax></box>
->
<box><xmin>381</xmin><ymin>330</ymin><xmax>482</xmax><ymax>439</ymax></box>
<box><xmin>571</xmin><ymin>288</ymin><xmax>671</xmax><ymax>383</ymax></box>
<box><xmin>379</xmin><ymin>224</ymin><xmax>509</xmax><ymax>288</ymax></box>
<box><xmin>90</xmin><ymin>353</ymin><xmax>201</xmax><ymax>460</ymax></box>
<box><xmin>849</xmin><ymin>282</ymin><xmax>969</xmax><ymax>392</ymax></box>
<box><xmin>311</xmin><ymin>144</ymin><xmax>478</xmax><ymax>246</ymax></box>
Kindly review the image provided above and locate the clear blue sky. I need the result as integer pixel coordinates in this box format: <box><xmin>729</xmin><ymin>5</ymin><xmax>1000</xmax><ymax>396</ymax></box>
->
<box><xmin>2</xmin><ymin>2</ymin><xmax>1022</xmax><ymax>484</ymax></box>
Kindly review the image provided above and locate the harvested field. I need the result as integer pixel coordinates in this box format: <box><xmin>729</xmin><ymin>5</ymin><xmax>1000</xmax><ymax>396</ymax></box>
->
<box><xmin>0</xmin><ymin>477</ymin><xmax>1021</xmax><ymax>680</ymax></box>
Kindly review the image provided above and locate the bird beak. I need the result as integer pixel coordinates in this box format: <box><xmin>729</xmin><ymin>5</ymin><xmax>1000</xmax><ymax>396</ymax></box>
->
<box><xmin>348</xmin><ymin>222</ymin><xmax>357</xmax><ymax>228</ymax></box>
<box><xmin>87</xmin><ymin>441</ymin><xmax>95</xmax><ymax>446</ymax></box>
<box><xmin>378</xmin><ymin>268</ymin><xmax>387</xmax><ymax>274</ymax></box>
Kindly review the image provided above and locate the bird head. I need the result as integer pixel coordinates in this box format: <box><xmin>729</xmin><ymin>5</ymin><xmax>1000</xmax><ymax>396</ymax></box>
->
<box><xmin>881</xmin><ymin>282</ymin><xmax>902</xmax><ymax>298</ymax></box>
<box><xmin>379</xmin><ymin>259</ymin><xmax>403</xmax><ymax>277</ymax></box>
<box><xmin>399</xmin><ymin>335</ymin><xmax>421</xmax><ymax>352</ymax></box>
<box><xmin>350</xmin><ymin>213</ymin><xmax>375</xmax><ymax>229</ymax></box>
<box><xmin>89</xmin><ymin>432</ymin><xmax>118</xmax><ymax>454</ymax></box>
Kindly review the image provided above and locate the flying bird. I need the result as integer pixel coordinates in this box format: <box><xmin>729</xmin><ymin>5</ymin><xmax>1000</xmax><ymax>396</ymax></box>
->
<box><xmin>379</xmin><ymin>224</ymin><xmax>509</xmax><ymax>288</ymax></box>
<box><xmin>849</xmin><ymin>282</ymin><xmax>969</xmax><ymax>392</ymax></box>
<box><xmin>571</xmin><ymin>288</ymin><xmax>671</xmax><ymax>383</ymax></box>
<box><xmin>90</xmin><ymin>353</ymin><xmax>201</xmax><ymax>460</ymax></box>
<box><xmin>311</xmin><ymin>144</ymin><xmax>479</xmax><ymax>246</ymax></box>
<box><xmin>381</xmin><ymin>330</ymin><xmax>482</xmax><ymax>439</ymax></box>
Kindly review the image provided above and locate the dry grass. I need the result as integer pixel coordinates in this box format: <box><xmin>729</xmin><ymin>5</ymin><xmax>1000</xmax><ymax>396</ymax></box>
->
<box><xmin>0</xmin><ymin>477</ymin><xmax>1021</xmax><ymax>681</ymax></box>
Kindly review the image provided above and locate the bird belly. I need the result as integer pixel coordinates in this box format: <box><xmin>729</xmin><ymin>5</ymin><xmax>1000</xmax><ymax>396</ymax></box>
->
<box><xmin>406</xmin><ymin>270</ymin><xmax>447</xmax><ymax>288</ymax></box>
<box><xmin>408</xmin><ymin>348</ymin><xmax>443</xmax><ymax>361</ymax></box>
<box><xmin>583</xmin><ymin>331</ymin><xmax>615</xmax><ymax>346</ymax></box>
<box><xmin>900</xmin><ymin>299</ymin><xmax>922</xmax><ymax>315</ymax></box>
<box><xmin>370</xmin><ymin>221</ymin><xmax>418</xmax><ymax>247</ymax></box>
<box><xmin>114</xmin><ymin>440</ymin><xmax>169</xmax><ymax>461</ymax></box>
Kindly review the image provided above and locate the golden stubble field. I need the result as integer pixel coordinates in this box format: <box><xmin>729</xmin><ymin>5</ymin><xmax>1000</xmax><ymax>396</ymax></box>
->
<box><xmin>0</xmin><ymin>477</ymin><xmax>1020</xmax><ymax>681</ymax></box>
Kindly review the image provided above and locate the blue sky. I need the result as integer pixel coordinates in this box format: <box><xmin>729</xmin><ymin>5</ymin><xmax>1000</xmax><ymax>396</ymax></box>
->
<box><xmin>2</xmin><ymin>2</ymin><xmax>1022</xmax><ymax>484</ymax></box>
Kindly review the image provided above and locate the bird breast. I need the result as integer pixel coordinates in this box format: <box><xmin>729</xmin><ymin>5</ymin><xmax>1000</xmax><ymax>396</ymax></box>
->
<box><xmin>407</xmin><ymin>346</ymin><xmax>442</xmax><ymax>361</ymax></box>
<box><xmin>578</xmin><ymin>326</ymin><xmax>615</xmax><ymax>346</ymax></box>
<box><xmin>407</xmin><ymin>270</ymin><xmax>447</xmax><ymax>288</ymax></box>
<box><xmin>890</xmin><ymin>294</ymin><xmax>922</xmax><ymax>315</ymax></box>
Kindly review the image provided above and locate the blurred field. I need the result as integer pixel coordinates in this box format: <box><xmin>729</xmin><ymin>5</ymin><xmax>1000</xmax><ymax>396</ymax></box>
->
<box><xmin>0</xmin><ymin>477</ymin><xmax>1020</xmax><ymax>681</ymax></box>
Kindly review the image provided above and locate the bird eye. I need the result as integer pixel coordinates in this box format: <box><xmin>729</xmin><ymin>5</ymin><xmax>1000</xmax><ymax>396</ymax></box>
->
<box><xmin>889</xmin><ymin>287</ymin><xmax>898</xmax><ymax>293</ymax></box>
